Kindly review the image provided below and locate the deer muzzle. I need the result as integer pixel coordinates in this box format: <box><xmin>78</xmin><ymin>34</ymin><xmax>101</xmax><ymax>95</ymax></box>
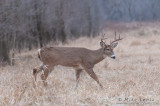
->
<box><xmin>111</xmin><ymin>55</ymin><xmax>116</xmax><ymax>59</ymax></box>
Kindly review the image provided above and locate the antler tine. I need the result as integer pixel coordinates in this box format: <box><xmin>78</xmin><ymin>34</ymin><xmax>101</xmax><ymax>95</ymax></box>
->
<box><xmin>101</xmin><ymin>33</ymin><xmax>108</xmax><ymax>42</ymax></box>
<box><xmin>115</xmin><ymin>32</ymin><xmax>116</xmax><ymax>40</ymax></box>
<box><xmin>110</xmin><ymin>32</ymin><xmax>122</xmax><ymax>45</ymax></box>
<box><xmin>101</xmin><ymin>37</ymin><xmax>108</xmax><ymax>42</ymax></box>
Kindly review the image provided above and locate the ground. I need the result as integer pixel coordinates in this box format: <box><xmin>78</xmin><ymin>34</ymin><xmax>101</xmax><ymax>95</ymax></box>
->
<box><xmin>0</xmin><ymin>22</ymin><xmax>160</xmax><ymax>106</ymax></box>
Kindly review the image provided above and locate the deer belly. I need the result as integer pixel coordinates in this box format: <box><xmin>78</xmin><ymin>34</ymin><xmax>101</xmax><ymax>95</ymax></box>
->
<box><xmin>57</xmin><ymin>59</ymin><xmax>80</xmax><ymax>67</ymax></box>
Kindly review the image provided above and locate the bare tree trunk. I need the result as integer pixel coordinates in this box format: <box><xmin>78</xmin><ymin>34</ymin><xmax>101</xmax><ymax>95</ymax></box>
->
<box><xmin>59</xmin><ymin>17</ymin><xmax>66</xmax><ymax>43</ymax></box>
<box><xmin>87</xmin><ymin>2</ymin><xmax>92</xmax><ymax>37</ymax></box>
<box><xmin>56</xmin><ymin>0</ymin><xmax>66</xmax><ymax>43</ymax></box>
<box><xmin>11</xmin><ymin>33</ymin><xmax>16</xmax><ymax>66</ymax></box>
<box><xmin>34</xmin><ymin>0</ymin><xmax>44</xmax><ymax>48</ymax></box>
<box><xmin>0</xmin><ymin>40</ymin><xmax>10</xmax><ymax>65</ymax></box>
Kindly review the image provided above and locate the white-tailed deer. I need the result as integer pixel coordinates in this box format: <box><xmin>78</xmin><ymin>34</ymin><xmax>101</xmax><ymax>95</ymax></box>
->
<box><xmin>33</xmin><ymin>32</ymin><xmax>122</xmax><ymax>88</ymax></box>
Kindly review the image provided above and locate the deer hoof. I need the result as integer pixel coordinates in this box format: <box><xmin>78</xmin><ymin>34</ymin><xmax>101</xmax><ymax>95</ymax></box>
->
<box><xmin>33</xmin><ymin>68</ymin><xmax>37</xmax><ymax>75</ymax></box>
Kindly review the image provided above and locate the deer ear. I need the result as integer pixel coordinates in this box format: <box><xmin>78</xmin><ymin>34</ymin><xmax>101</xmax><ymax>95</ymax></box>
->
<box><xmin>100</xmin><ymin>41</ymin><xmax>106</xmax><ymax>48</ymax></box>
<box><xmin>112</xmin><ymin>42</ymin><xmax>118</xmax><ymax>48</ymax></box>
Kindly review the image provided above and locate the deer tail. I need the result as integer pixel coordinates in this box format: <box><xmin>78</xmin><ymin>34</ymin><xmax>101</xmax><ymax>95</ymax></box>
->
<box><xmin>38</xmin><ymin>49</ymin><xmax>41</xmax><ymax>60</ymax></box>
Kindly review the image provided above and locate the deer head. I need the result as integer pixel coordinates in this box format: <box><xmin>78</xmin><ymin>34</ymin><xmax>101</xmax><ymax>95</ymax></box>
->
<box><xmin>100</xmin><ymin>32</ymin><xmax>122</xmax><ymax>59</ymax></box>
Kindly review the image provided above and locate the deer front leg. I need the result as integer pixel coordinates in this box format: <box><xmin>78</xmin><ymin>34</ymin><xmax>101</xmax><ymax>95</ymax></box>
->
<box><xmin>75</xmin><ymin>69</ymin><xmax>82</xmax><ymax>87</ymax></box>
<box><xmin>84</xmin><ymin>68</ymin><xmax>103</xmax><ymax>88</ymax></box>
<box><xmin>41</xmin><ymin>65</ymin><xmax>52</xmax><ymax>86</ymax></box>
<box><xmin>33</xmin><ymin>64</ymin><xmax>43</xmax><ymax>81</ymax></box>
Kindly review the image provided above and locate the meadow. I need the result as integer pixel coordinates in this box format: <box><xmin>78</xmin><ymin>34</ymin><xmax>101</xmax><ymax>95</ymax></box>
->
<box><xmin>0</xmin><ymin>22</ymin><xmax>160</xmax><ymax>106</ymax></box>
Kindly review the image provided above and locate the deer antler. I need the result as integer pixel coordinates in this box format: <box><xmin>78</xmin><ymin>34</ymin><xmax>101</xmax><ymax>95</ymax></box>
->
<box><xmin>101</xmin><ymin>33</ymin><xmax>108</xmax><ymax>43</ymax></box>
<box><xmin>110</xmin><ymin>32</ymin><xmax>122</xmax><ymax>45</ymax></box>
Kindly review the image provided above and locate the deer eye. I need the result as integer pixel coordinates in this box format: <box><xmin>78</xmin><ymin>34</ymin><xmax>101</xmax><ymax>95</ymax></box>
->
<box><xmin>106</xmin><ymin>48</ymin><xmax>110</xmax><ymax>51</ymax></box>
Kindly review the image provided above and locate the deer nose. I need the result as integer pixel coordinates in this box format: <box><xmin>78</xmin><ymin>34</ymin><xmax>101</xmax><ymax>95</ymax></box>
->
<box><xmin>111</xmin><ymin>55</ymin><xmax>116</xmax><ymax>59</ymax></box>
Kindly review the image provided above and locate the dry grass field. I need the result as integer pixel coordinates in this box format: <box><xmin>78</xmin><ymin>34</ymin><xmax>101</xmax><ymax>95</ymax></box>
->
<box><xmin>0</xmin><ymin>22</ymin><xmax>160</xmax><ymax>106</ymax></box>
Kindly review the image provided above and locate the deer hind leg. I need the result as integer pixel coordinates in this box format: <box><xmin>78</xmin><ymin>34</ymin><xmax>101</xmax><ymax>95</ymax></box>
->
<box><xmin>84</xmin><ymin>68</ymin><xmax>103</xmax><ymax>88</ymax></box>
<box><xmin>33</xmin><ymin>64</ymin><xmax>44</xmax><ymax>81</ymax></box>
<box><xmin>41</xmin><ymin>65</ymin><xmax>52</xmax><ymax>86</ymax></box>
<box><xmin>75</xmin><ymin>69</ymin><xmax>83</xmax><ymax>87</ymax></box>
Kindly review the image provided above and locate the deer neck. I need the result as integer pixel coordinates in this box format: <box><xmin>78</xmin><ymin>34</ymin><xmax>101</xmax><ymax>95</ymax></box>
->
<box><xmin>92</xmin><ymin>48</ymin><xmax>106</xmax><ymax>64</ymax></box>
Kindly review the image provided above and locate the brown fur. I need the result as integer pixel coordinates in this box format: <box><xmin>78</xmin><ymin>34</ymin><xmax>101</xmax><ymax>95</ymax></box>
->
<box><xmin>40</xmin><ymin>47</ymin><xmax>105</xmax><ymax>68</ymax></box>
<box><xmin>33</xmin><ymin>39</ymin><xmax>120</xmax><ymax>88</ymax></box>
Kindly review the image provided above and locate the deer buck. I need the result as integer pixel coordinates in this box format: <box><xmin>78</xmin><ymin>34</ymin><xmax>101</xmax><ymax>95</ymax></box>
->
<box><xmin>33</xmin><ymin>32</ymin><xmax>122</xmax><ymax>88</ymax></box>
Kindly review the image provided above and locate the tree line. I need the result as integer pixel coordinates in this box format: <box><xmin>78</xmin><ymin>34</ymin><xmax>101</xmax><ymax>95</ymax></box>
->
<box><xmin>0</xmin><ymin>0</ymin><xmax>104</xmax><ymax>65</ymax></box>
<box><xmin>1</xmin><ymin>0</ymin><xmax>160</xmax><ymax>65</ymax></box>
